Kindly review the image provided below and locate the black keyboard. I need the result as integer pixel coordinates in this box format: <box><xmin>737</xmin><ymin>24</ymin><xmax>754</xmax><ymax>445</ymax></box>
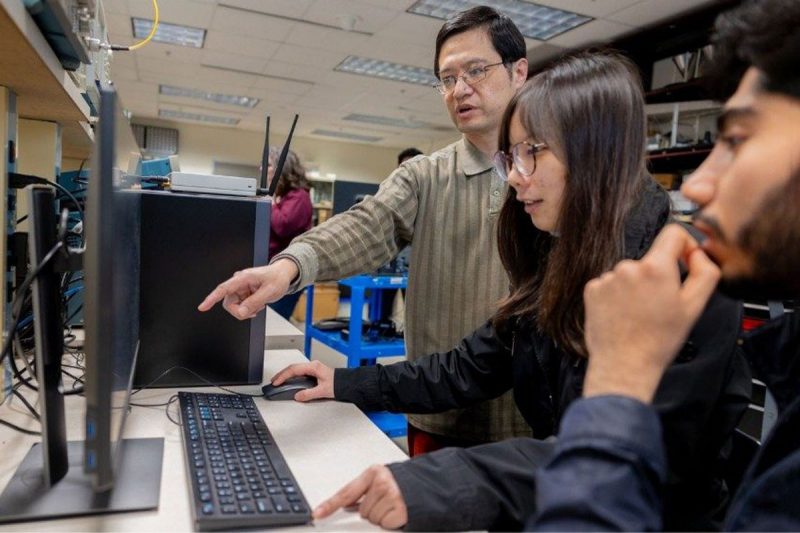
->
<box><xmin>178</xmin><ymin>392</ymin><xmax>312</xmax><ymax>530</ymax></box>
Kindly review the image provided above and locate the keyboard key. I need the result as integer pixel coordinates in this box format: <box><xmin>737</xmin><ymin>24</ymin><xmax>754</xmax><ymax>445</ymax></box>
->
<box><xmin>202</xmin><ymin>503</ymin><xmax>214</xmax><ymax>515</ymax></box>
<box><xmin>271</xmin><ymin>495</ymin><xmax>290</xmax><ymax>513</ymax></box>
<box><xmin>240</xmin><ymin>503</ymin><xmax>255</xmax><ymax>514</ymax></box>
<box><xmin>256</xmin><ymin>499</ymin><xmax>272</xmax><ymax>513</ymax></box>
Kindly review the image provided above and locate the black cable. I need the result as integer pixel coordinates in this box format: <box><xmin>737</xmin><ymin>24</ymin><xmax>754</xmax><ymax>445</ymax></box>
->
<box><xmin>0</xmin><ymin>240</ymin><xmax>63</xmax><ymax>368</ymax></box>
<box><xmin>51</xmin><ymin>183</ymin><xmax>85</xmax><ymax>245</ymax></box>
<box><xmin>11</xmin><ymin>388</ymin><xmax>40</xmax><ymax>420</ymax></box>
<box><xmin>16</xmin><ymin>214</ymin><xmax>28</xmax><ymax>224</ymax></box>
<box><xmin>0</xmin><ymin>418</ymin><xmax>41</xmax><ymax>436</ymax></box>
<box><xmin>165</xmin><ymin>395</ymin><xmax>181</xmax><ymax>426</ymax></box>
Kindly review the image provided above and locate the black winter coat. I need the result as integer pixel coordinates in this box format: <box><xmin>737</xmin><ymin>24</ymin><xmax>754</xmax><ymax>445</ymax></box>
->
<box><xmin>335</xmin><ymin>181</ymin><xmax>751</xmax><ymax>531</ymax></box>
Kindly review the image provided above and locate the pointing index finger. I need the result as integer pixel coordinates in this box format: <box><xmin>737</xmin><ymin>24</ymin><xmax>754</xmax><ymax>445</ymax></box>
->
<box><xmin>314</xmin><ymin>469</ymin><xmax>374</xmax><ymax>520</ymax></box>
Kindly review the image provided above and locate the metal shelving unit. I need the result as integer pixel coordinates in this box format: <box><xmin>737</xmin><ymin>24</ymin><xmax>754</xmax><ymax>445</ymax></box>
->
<box><xmin>304</xmin><ymin>274</ymin><xmax>407</xmax><ymax>437</ymax></box>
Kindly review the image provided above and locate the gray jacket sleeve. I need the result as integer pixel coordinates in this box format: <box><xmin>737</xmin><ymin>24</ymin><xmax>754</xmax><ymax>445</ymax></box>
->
<box><xmin>273</xmin><ymin>165</ymin><xmax>419</xmax><ymax>292</ymax></box>
<box><xmin>387</xmin><ymin>437</ymin><xmax>556</xmax><ymax>531</ymax></box>
<box><xmin>333</xmin><ymin>321</ymin><xmax>513</xmax><ymax>413</ymax></box>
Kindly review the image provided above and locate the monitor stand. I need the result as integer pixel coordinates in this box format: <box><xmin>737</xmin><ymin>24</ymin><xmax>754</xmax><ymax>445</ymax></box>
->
<box><xmin>0</xmin><ymin>437</ymin><xmax>163</xmax><ymax>524</ymax></box>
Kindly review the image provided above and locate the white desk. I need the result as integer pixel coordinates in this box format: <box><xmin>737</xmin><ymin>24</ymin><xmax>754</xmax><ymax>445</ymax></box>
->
<box><xmin>0</xmin><ymin>349</ymin><xmax>408</xmax><ymax>531</ymax></box>
<box><xmin>265</xmin><ymin>308</ymin><xmax>304</xmax><ymax>351</ymax></box>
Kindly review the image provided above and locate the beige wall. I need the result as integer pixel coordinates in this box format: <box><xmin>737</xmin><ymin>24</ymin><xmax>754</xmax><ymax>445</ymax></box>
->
<box><xmin>133</xmin><ymin>119</ymin><xmax>419</xmax><ymax>184</ymax></box>
<box><xmin>16</xmin><ymin>118</ymin><xmax>60</xmax><ymax>231</ymax></box>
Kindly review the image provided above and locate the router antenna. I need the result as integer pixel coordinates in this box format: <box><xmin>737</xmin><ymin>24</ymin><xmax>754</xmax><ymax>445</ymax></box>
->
<box><xmin>259</xmin><ymin>115</ymin><xmax>270</xmax><ymax>190</ymax></box>
<box><xmin>268</xmin><ymin>114</ymin><xmax>299</xmax><ymax>197</ymax></box>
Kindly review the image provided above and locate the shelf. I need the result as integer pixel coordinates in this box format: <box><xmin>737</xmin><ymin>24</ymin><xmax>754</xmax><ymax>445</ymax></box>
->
<box><xmin>366</xmin><ymin>412</ymin><xmax>407</xmax><ymax>438</ymax></box>
<box><xmin>0</xmin><ymin>0</ymin><xmax>92</xmax><ymax>143</ymax></box>
<box><xmin>339</xmin><ymin>275</ymin><xmax>408</xmax><ymax>289</ymax></box>
<box><xmin>645</xmin><ymin>78</ymin><xmax>710</xmax><ymax>104</ymax></box>
<box><xmin>306</xmin><ymin>327</ymin><xmax>406</xmax><ymax>359</ymax></box>
<box><xmin>647</xmin><ymin>145</ymin><xmax>712</xmax><ymax>173</ymax></box>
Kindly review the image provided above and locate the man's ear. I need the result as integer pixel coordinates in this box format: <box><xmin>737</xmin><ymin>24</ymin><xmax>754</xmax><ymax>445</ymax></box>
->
<box><xmin>512</xmin><ymin>58</ymin><xmax>529</xmax><ymax>88</ymax></box>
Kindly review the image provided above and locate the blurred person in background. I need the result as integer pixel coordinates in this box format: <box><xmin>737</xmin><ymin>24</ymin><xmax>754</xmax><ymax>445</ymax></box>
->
<box><xmin>266</xmin><ymin>148</ymin><xmax>313</xmax><ymax>319</ymax></box>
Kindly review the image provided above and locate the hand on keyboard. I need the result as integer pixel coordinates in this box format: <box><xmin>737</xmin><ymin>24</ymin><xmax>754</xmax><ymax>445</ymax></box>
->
<box><xmin>314</xmin><ymin>464</ymin><xmax>408</xmax><ymax>529</ymax></box>
<box><xmin>270</xmin><ymin>360</ymin><xmax>334</xmax><ymax>402</ymax></box>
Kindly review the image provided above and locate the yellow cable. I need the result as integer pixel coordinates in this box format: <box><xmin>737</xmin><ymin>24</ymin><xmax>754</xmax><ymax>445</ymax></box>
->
<box><xmin>128</xmin><ymin>0</ymin><xmax>159</xmax><ymax>50</ymax></box>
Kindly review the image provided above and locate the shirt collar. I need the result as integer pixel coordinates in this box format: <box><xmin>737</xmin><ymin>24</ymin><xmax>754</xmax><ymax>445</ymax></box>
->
<box><xmin>457</xmin><ymin>137</ymin><xmax>494</xmax><ymax>177</ymax></box>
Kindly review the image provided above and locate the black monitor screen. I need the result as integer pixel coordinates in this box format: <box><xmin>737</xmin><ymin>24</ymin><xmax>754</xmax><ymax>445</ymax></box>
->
<box><xmin>83</xmin><ymin>87</ymin><xmax>142</xmax><ymax>490</ymax></box>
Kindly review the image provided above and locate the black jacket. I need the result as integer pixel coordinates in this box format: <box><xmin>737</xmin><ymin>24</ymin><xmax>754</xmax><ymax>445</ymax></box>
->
<box><xmin>525</xmin><ymin>310</ymin><xmax>800</xmax><ymax>531</ymax></box>
<box><xmin>335</xmin><ymin>181</ymin><xmax>751</xmax><ymax>530</ymax></box>
<box><xmin>725</xmin><ymin>311</ymin><xmax>800</xmax><ymax>529</ymax></box>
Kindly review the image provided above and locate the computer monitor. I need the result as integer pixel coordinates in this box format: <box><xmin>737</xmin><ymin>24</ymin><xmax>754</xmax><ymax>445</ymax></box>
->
<box><xmin>0</xmin><ymin>87</ymin><xmax>163</xmax><ymax>523</ymax></box>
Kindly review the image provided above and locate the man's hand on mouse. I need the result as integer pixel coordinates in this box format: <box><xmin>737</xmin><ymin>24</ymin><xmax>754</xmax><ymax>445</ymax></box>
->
<box><xmin>271</xmin><ymin>361</ymin><xmax>334</xmax><ymax>401</ymax></box>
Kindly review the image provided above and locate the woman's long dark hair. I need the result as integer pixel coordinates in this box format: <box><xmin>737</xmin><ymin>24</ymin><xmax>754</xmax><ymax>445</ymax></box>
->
<box><xmin>493</xmin><ymin>52</ymin><xmax>648</xmax><ymax>357</ymax></box>
<box><xmin>270</xmin><ymin>148</ymin><xmax>310</xmax><ymax>197</ymax></box>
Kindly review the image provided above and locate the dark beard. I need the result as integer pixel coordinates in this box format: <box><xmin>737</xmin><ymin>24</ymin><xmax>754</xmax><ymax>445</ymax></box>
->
<box><xmin>716</xmin><ymin>167</ymin><xmax>800</xmax><ymax>301</ymax></box>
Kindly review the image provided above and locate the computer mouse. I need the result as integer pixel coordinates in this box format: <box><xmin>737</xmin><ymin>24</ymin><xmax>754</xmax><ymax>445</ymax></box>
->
<box><xmin>262</xmin><ymin>376</ymin><xmax>318</xmax><ymax>401</ymax></box>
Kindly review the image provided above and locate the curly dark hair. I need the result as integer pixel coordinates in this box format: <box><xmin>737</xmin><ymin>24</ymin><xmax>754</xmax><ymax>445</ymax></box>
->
<box><xmin>268</xmin><ymin>147</ymin><xmax>309</xmax><ymax>197</ymax></box>
<box><xmin>709</xmin><ymin>0</ymin><xmax>800</xmax><ymax>100</ymax></box>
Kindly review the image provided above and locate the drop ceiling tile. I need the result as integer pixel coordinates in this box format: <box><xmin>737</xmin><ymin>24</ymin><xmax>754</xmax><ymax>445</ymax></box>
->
<box><xmin>548</xmin><ymin>18</ymin><xmax>634</xmax><ymax>47</ymax></box>
<box><xmin>249</xmin><ymin>75</ymin><xmax>315</xmax><ymax>97</ymax></box>
<box><xmin>211</xmin><ymin>5</ymin><xmax>295</xmax><ymax>41</ymax></box>
<box><xmin>271</xmin><ymin>44</ymin><xmax>346</xmax><ymax>70</ymax></box>
<box><xmin>105</xmin><ymin>11</ymin><xmax>133</xmax><ymax>40</ymax></box>
<box><xmin>204</xmin><ymin>30</ymin><xmax>280</xmax><ymax>60</ymax></box>
<box><xmin>295</xmin><ymin>85</ymin><xmax>367</xmax><ymax>111</ymax></box>
<box><xmin>126</xmin><ymin>0</ymin><xmax>214</xmax><ymax>29</ymax></box>
<box><xmin>135</xmin><ymin>56</ymin><xmax>201</xmax><ymax>78</ymax></box>
<box><xmin>218</xmin><ymin>0</ymin><xmax>315</xmax><ymax>18</ymax></box>
<box><xmin>202</xmin><ymin>50</ymin><xmax>269</xmax><ymax>74</ymax></box>
<box><xmin>284</xmin><ymin>24</ymin><xmax>371</xmax><ymax>53</ymax></box>
<box><xmin>373</xmin><ymin>12</ymin><xmax>446</xmax><ymax>42</ymax></box>
<box><xmin>103</xmin><ymin>0</ymin><xmax>129</xmax><ymax>15</ymax></box>
<box><xmin>534</xmin><ymin>0</ymin><xmax>645</xmax><ymax>18</ymax></box>
<box><xmin>303</xmin><ymin>0</ymin><xmax>399</xmax><ymax>34</ymax></box>
<box><xmin>262</xmin><ymin>61</ymin><xmax>319</xmax><ymax>85</ymax></box>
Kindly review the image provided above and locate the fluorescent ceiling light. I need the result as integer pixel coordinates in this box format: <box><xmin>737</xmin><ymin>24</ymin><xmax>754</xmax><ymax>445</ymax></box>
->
<box><xmin>312</xmin><ymin>129</ymin><xmax>383</xmax><ymax>142</ymax></box>
<box><xmin>159</xmin><ymin>84</ymin><xmax>260</xmax><ymax>108</ymax></box>
<box><xmin>132</xmin><ymin>18</ymin><xmax>206</xmax><ymax>48</ymax></box>
<box><xmin>335</xmin><ymin>56</ymin><xmax>437</xmax><ymax>86</ymax></box>
<box><xmin>407</xmin><ymin>0</ymin><xmax>592</xmax><ymax>41</ymax></box>
<box><xmin>159</xmin><ymin>109</ymin><xmax>239</xmax><ymax>125</ymax></box>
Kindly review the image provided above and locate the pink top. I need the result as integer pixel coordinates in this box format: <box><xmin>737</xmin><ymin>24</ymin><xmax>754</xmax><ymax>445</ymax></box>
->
<box><xmin>269</xmin><ymin>187</ymin><xmax>313</xmax><ymax>259</ymax></box>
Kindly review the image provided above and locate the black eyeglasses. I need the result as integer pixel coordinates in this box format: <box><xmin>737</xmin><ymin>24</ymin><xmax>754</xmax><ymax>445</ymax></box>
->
<box><xmin>493</xmin><ymin>141</ymin><xmax>548</xmax><ymax>181</ymax></box>
<box><xmin>433</xmin><ymin>62</ymin><xmax>505</xmax><ymax>94</ymax></box>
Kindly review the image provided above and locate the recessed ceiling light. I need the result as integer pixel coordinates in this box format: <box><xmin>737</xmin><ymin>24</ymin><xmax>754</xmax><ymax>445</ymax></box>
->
<box><xmin>159</xmin><ymin>84</ymin><xmax>260</xmax><ymax>108</ymax></box>
<box><xmin>335</xmin><ymin>56</ymin><xmax>438</xmax><ymax>86</ymax></box>
<box><xmin>407</xmin><ymin>0</ymin><xmax>592</xmax><ymax>41</ymax></box>
<box><xmin>312</xmin><ymin>129</ymin><xmax>383</xmax><ymax>142</ymax></box>
<box><xmin>132</xmin><ymin>17</ymin><xmax>206</xmax><ymax>48</ymax></box>
<box><xmin>159</xmin><ymin>109</ymin><xmax>239</xmax><ymax>125</ymax></box>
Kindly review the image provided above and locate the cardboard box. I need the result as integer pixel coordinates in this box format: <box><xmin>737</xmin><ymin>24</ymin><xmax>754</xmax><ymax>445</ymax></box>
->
<box><xmin>293</xmin><ymin>283</ymin><xmax>340</xmax><ymax>322</ymax></box>
<box><xmin>653</xmin><ymin>173</ymin><xmax>678</xmax><ymax>189</ymax></box>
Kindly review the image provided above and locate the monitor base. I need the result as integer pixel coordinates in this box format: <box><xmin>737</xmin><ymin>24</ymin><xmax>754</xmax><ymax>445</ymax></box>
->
<box><xmin>0</xmin><ymin>437</ymin><xmax>163</xmax><ymax>524</ymax></box>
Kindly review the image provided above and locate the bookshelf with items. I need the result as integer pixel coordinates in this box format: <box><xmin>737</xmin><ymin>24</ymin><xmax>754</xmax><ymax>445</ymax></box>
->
<box><xmin>306</xmin><ymin>169</ymin><xmax>334</xmax><ymax>226</ymax></box>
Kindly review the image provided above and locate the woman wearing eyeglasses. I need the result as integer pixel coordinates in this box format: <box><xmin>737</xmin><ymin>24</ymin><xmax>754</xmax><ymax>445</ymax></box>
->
<box><xmin>274</xmin><ymin>52</ymin><xmax>749</xmax><ymax>531</ymax></box>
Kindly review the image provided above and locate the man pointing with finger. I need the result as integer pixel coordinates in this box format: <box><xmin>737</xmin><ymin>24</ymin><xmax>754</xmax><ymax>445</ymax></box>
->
<box><xmin>200</xmin><ymin>6</ymin><xmax>533</xmax><ymax>452</ymax></box>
